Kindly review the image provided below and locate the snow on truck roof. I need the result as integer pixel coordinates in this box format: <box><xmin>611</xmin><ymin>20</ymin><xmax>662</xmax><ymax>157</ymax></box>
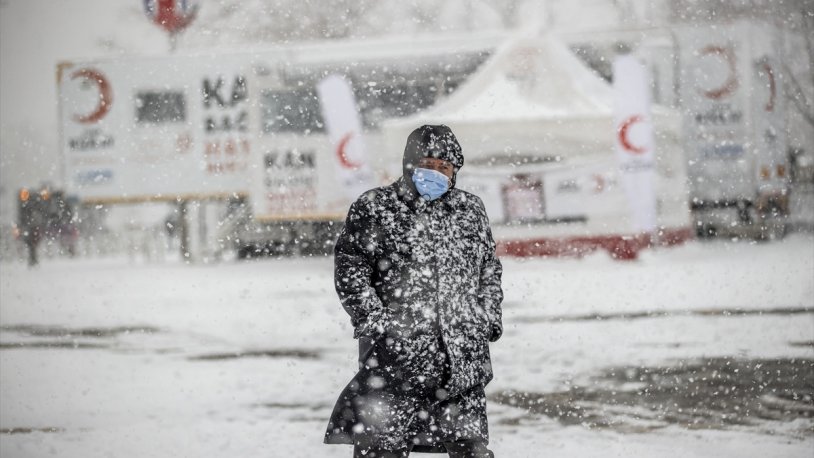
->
<box><xmin>56</xmin><ymin>30</ymin><xmax>510</xmax><ymax>69</ymax></box>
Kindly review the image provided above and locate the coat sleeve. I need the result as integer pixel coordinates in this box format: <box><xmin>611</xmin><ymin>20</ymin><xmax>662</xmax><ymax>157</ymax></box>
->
<box><xmin>476</xmin><ymin>199</ymin><xmax>504</xmax><ymax>342</ymax></box>
<box><xmin>334</xmin><ymin>196</ymin><xmax>389</xmax><ymax>339</ymax></box>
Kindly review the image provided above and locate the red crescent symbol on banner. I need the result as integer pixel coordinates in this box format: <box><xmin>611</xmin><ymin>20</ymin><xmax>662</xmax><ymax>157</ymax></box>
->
<box><xmin>761</xmin><ymin>61</ymin><xmax>776</xmax><ymax>112</ymax></box>
<box><xmin>71</xmin><ymin>68</ymin><xmax>113</xmax><ymax>124</ymax></box>
<box><xmin>336</xmin><ymin>132</ymin><xmax>362</xmax><ymax>169</ymax></box>
<box><xmin>698</xmin><ymin>45</ymin><xmax>738</xmax><ymax>100</ymax></box>
<box><xmin>617</xmin><ymin>115</ymin><xmax>647</xmax><ymax>155</ymax></box>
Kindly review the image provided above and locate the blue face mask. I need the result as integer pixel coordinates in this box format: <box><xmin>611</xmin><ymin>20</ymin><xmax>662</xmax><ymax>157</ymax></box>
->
<box><xmin>412</xmin><ymin>167</ymin><xmax>450</xmax><ymax>201</ymax></box>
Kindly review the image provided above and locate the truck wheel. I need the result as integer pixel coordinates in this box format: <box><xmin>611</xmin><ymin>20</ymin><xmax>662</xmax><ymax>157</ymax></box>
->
<box><xmin>696</xmin><ymin>224</ymin><xmax>717</xmax><ymax>239</ymax></box>
<box><xmin>237</xmin><ymin>244</ymin><xmax>256</xmax><ymax>259</ymax></box>
<box><xmin>757</xmin><ymin>219</ymin><xmax>787</xmax><ymax>242</ymax></box>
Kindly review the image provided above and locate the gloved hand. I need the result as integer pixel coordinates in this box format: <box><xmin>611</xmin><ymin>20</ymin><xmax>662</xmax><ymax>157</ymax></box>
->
<box><xmin>488</xmin><ymin>322</ymin><xmax>502</xmax><ymax>342</ymax></box>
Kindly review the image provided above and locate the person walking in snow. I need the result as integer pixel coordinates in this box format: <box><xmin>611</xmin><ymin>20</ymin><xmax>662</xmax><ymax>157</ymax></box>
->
<box><xmin>325</xmin><ymin>125</ymin><xmax>503</xmax><ymax>457</ymax></box>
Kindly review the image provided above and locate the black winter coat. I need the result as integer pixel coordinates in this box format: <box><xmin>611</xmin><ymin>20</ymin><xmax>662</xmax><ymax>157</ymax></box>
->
<box><xmin>324</xmin><ymin>155</ymin><xmax>504</xmax><ymax>452</ymax></box>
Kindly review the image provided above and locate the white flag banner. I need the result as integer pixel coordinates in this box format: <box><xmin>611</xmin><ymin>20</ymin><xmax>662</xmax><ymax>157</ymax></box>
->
<box><xmin>317</xmin><ymin>75</ymin><xmax>374</xmax><ymax>200</ymax></box>
<box><xmin>613</xmin><ymin>54</ymin><xmax>658</xmax><ymax>233</ymax></box>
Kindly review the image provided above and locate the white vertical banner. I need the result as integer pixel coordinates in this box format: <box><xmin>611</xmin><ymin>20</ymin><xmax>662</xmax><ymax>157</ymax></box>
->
<box><xmin>317</xmin><ymin>75</ymin><xmax>375</xmax><ymax>200</ymax></box>
<box><xmin>613</xmin><ymin>54</ymin><xmax>658</xmax><ymax>233</ymax></box>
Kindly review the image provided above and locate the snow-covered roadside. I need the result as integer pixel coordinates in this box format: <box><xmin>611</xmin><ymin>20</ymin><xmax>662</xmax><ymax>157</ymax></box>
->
<box><xmin>1</xmin><ymin>235</ymin><xmax>812</xmax><ymax>457</ymax></box>
<box><xmin>504</xmin><ymin>233</ymin><xmax>814</xmax><ymax>317</ymax></box>
<box><xmin>2</xmin><ymin>235</ymin><xmax>811</xmax><ymax>346</ymax></box>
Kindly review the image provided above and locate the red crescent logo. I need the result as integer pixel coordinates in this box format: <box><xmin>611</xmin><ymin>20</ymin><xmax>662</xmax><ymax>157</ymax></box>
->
<box><xmin>336</xmin><ymin>132</ymin><xmax>362</xmax><ymax>169</ymax></box>
<box><xmin>71</xmin><ymin>68</ymin><xmax>113</xmax><ymax>124</ymax></box>
<box><xmin>760</xmin><ymin>61</ymin><xmax>776</xmax><ymax>112</ymax></box>
<box><xmin>698</xmin><ymin>45</ymin><xmax>738</xmax><ymax>100</ymax></box>
<box><xmin>617</xmin><ymin>115</ymin><xmax>647</xmax><ymax>155</ymax></box>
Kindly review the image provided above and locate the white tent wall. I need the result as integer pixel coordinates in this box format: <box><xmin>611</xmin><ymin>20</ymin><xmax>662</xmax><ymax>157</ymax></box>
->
<box><xmin>391</xmin><ymin>116</ymin><xmax>689</xmax><ymax>239</ymax></box>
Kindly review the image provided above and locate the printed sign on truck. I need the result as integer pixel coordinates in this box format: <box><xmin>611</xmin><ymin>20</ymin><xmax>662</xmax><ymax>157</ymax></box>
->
<box><xmin>678</xmin><ymin>21</ymin><xmax>788</xmax><ymax>205</ymax></box>
<box><xmin>58</xmin><ymin>55</ymin><xmax>254</xmax><ymax>202</ymax></box>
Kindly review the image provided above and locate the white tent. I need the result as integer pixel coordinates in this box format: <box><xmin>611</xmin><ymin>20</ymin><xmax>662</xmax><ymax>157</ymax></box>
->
<box><xmin>381</xmin><ymin>34</ymin><xmax>691</xmax><ymax>256</ymax></box>
<box><xmin>383</xmin><ymin>33</ymin><xmax>681</xmax><ymax>162</ymax></box>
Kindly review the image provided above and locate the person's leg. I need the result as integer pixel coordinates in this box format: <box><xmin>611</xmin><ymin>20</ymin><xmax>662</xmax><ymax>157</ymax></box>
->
<box><xmin>353</xmin><ymin>444</ymin><xmax>410</xmax><ymax>457</ymax></box>
<box><xmin>443</xmin><ymin>440</ymin><xmax>494</xmax><ymax>458</ymax></box>
<box><xmin>26</xmin><ymin>239</ymin><xmax>37</xmax><ymax>267</ymax></box>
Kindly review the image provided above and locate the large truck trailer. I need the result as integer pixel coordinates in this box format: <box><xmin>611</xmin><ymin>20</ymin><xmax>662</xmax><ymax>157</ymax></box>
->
<box><xmin>677</xmin><ymin>21</ymin><xmax>791</xmax><ymax>239</ymax></box>
<box><xmin>57</xmin><ymin>35</ymin><xmax>496</xmax><ymax>259</ymax></box>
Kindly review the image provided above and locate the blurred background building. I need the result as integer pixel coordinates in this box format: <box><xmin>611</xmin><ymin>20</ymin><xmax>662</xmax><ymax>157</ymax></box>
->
<box><xmin>1</xmin><ymin>0</ymin><xmax>812</xmax><ymax>263</ymax></box>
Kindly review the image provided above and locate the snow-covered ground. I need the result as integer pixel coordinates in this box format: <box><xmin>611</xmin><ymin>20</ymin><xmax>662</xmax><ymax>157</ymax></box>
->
<box><xmin>1</xmin><ymin>235</ymin><xmax>812</xmax><ymax>457</ymax></box>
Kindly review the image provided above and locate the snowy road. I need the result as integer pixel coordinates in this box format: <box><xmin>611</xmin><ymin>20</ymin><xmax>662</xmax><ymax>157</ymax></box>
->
<box><xmin>1</xmin><ymin>236</ymin><xmax>812</xmax><ymax>457</ymax></box>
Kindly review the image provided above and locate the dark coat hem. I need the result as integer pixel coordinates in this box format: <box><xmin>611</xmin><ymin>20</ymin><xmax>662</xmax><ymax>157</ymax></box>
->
<box><xmin>323</xmin><ymin>435</ymin><xmax>453</xmax><ymax>454</ymax></box>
